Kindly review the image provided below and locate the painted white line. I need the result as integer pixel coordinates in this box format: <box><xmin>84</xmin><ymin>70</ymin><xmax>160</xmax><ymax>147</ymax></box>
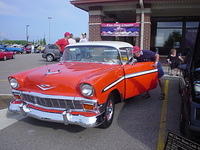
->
<box><xmin>0</xmin><ymin>94</ymin><xmax>12</xmax><ymax>96</ymax></box>
<box><xmin>0</xmin><ymin>108</ymin><xmax>24</xmax><ymax>131</ymax></box>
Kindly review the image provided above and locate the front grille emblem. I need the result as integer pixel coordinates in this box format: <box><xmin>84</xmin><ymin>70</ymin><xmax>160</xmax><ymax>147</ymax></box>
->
<box><xmin>37</xmin><ymin>84</ymin><xmax>55</xmax><ymax>91</ymax></box>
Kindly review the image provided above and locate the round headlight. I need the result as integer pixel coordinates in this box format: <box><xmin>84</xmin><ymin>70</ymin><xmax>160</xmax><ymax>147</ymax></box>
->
<box><xmin>9</xmin><ymin>78</ymin><xmax>19</xmax><ymax>89</ymax></box>
<box><xmin>80</xmin><ymin>84</ymin><xmax>94</xmax><ymax>97</ymax></box>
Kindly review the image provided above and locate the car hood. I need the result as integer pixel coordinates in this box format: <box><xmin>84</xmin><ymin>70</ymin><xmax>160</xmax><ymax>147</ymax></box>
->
<box><xmin>18</xmin><ymin>62</ymin><xmax>117</xmax><ymax>96</ymax></box>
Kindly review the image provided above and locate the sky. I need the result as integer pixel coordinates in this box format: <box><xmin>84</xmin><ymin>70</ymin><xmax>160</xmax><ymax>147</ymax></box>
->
<box><xmin>0</xmin><ymin>0</ymin><xmax>88</xmax><ymax>43</ymax></box>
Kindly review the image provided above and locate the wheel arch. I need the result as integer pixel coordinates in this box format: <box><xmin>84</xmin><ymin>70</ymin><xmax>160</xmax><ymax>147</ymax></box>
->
<box><xmin>109</xmin><ymin>89</ymin><xmax>122</xmax><ymax>104</ymax></box>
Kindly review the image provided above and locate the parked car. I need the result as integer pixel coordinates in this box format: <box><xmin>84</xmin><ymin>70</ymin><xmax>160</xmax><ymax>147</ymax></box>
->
<box><xmin>34</xmin><ymin>45</ymin><xmax>45</xmax><ymax>53</ymax></box>
<box><xmin>8</xmin><ymin>41</ymin><xmax>158</xmax><ymax>128</ymax></box>
<box><xmin>23</xmin><ymin>44</ymin><xmax>32</xmax><ymax>54</ymax></box>
<box><xmin>0</xmin><ymin>49</ymin><xmax>15</xmax><ymax>60</ymax></box>
<box><xmin>42</xmin><ymin>44</ymin><xmax>61</xmax><ymax>62</ymax></box>
<box><xmin>4</xmin><ymin>45</ymin><xmax>23</xmax><ymax>54</ymax></box>
<box><xmin>179</xmin><ymin>27</ymin><xmax>200</xmax><ymax>138</ymax></box>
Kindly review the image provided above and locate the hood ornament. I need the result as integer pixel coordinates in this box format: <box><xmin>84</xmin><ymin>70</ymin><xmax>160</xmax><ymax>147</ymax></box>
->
<box><xmin>37</xmin><ymin>84</ymin><xmax>55</xmax><ymax>91</ymax></box>
<box><xmin>45</xmin><ymin>69</ymin><xmax>61</xmax><ymax>75</ymax></box>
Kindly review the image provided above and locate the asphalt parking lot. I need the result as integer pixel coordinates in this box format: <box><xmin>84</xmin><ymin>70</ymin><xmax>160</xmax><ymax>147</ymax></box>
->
<box><xmin>0</xmin><ymin>54</ymin><xmax>183</xmax><ymax>150</ymax></box>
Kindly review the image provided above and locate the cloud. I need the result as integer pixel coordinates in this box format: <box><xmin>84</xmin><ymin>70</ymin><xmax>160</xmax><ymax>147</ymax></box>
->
<box><xmin>0</xmin><ymin>1</ymin><xmax>20</xmax><ymax>16</ymax></box>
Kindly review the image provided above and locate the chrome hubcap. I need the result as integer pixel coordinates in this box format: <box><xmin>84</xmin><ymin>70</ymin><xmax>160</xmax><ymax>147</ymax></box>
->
<box><xmin>106</xmin><ymin>100</ymin><xmax>113</xmax><ymax>121</ymax></box>
<box><xmin>47</xmin><ymin>55</ymin><xmax>53</xmax><ymax>61</ymax></box>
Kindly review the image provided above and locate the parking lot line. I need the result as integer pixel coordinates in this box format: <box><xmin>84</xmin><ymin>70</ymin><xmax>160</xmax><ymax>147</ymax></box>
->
<box><xmin>0</xmin><ymin>108</ymin><xmax>24</xmax><ymax>131</ymax></box>
<box><xmin>156</xmin><ymin>80</ymin><xmax>169</xmax><ymax>150</ymax></box>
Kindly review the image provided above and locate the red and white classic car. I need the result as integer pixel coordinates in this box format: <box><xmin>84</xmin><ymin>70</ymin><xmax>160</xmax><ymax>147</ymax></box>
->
<box><xmin>0</xmin><ymin>49</ymin><xmax>15</xmax><ymax>60</ymax></box>
<box><xmin>8</xmin><ymin>41</ymin><xmax>158</xmax><ymax>128</ymax></box>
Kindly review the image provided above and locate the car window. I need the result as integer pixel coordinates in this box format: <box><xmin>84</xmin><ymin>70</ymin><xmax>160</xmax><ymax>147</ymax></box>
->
<box><xmin>63</xmin><ymin>46</ymin><xmax>120</xmax><ymax>64</ymax></box>
<box><xmin>48</xmin><ymin>44</ymin><xmax>58</xmax><ymax>49</ymax></box>
<box><xmin>119</xmin><ymin>47</ymin><xmax>133</xmax><ymax>64</ymax></box>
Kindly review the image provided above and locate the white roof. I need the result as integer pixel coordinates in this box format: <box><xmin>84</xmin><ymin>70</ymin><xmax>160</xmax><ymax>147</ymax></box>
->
<box><xmin>67</xmin><ymin>41</ymin><xmax>133</xmax><ymax>49</ymax></box>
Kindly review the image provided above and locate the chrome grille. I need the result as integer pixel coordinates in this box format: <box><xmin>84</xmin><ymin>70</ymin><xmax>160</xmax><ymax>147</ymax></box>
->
<box><xmin>21</xmin><ymin>94</ymin><xmax>80</xmax><ymax>109</ymax></box>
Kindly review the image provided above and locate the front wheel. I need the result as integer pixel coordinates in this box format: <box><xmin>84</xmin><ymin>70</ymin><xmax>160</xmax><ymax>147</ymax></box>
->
<box><xmin>99</xmin><ymin>95</ymin><xmax>115</xmax><ymax>128</ymax></box>
<box><xmin>46</xmin><ymin>54</ymin><xmax>54</xmax><ymax>62</ymax></box>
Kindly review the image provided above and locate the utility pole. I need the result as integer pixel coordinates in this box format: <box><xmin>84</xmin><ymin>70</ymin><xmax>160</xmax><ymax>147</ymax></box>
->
<box><xmin>48</xmin><ymin>17</ymin><xmax>52</xmax><ymax>44</ymax></box>
<box><xmin>26</xmin><ymin>25</ymin><xmax>30</xmax><ymax>42</ymax></box>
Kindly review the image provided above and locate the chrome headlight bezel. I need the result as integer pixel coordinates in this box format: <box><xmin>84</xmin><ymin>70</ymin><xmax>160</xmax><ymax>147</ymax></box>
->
<box><xmin>80</xmin><ymin>83</ymin><xmax>94</xmax><ymax>97</ymax></box>
<box><xmin>9</xmin><ymin>78</ymin><xmax>19</xmax><ymax>89</ymax></box>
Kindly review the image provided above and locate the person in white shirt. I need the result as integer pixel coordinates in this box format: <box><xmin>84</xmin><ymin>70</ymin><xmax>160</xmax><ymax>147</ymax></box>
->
<box><xmin>68</xmin><ymin>33</ymin><xmax>76</xmax><ymax>45</ymax></box>
<box><xmin>80</xmin><ymin>33</ymin><xmax>88</xmax><ymax>43</ymax></box>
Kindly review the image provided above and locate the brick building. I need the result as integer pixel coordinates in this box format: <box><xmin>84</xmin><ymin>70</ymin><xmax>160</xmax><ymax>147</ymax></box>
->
<box><xmin>71</xmin><ymin>0</ymin><xmax>200</xmax><ymax>55</ymax></box>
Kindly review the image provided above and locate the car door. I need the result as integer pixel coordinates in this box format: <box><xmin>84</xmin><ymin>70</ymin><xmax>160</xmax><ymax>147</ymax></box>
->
<box><xmin>119</xmin><ymin>48</ymin><xmax>158</xmax><ymax>99</ymax></box>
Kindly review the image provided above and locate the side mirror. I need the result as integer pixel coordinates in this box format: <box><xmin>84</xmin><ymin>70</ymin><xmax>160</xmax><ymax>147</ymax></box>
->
<box><xmin>127</xmin><ymin>58</ymin><xmax>137</xmax><ymax>65</ymax></box>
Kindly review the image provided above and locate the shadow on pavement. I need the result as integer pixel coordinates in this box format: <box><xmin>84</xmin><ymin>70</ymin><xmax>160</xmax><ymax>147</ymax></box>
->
<box><xmin>117</xmin><ymin>91</ymin><xmax>162</xmax><ymax>150</ymax></box>
<box><xmin>19</xmin><ymin>116</ymin><xmax>86</xmax><ymax>133</ymax></box>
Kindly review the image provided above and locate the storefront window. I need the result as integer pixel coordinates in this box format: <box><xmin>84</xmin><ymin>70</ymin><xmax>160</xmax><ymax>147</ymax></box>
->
<box><xmin>185</xmin><ymin>22</ymin><xmax>199</xmax><ymax>51</ymax></box>
<box><xmin>155</xmin><ymin>22</ymin><xmax>183</xmax><ymax>55</ymax></box>
<box><xmin>157</xmin><ymin>22</ymin><xmax>182</xmax><ymax>28</ymax></box>
<box><xmin>153</xmin><ymin>20</ymin><xmax>200</xmax><ymax>55</ymax></box>
<box><xmin>156</xmin><ymin>29</ymin><xmax>182</xmax><ymax>48</ymax></box>
<box><xmin>186</xmin><ymin>22</ymin><xmax>199</xmax><ymax>28</ymax></box>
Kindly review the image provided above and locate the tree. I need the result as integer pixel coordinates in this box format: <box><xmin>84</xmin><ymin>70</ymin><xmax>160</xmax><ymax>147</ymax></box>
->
<box><xmin>42</xmin><ymin>38</ymin><xmax>46</xmax><ymax>45</ymax></box>
<box><xmin>164</xmin><ymin>31</ymin><xmax>182</xmax><ymax>49</ymax></box>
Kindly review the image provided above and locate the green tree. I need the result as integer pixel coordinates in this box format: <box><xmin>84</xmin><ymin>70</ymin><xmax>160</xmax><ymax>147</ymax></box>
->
<box><xmin>42</xmin><ymin>38</ymin><xmax>46</xmax><ymax>45</ymax></box>
<box><xmin>164</xmin><ymin>31</ymin><xmax>182</xmax><ymax>49</ymax></box>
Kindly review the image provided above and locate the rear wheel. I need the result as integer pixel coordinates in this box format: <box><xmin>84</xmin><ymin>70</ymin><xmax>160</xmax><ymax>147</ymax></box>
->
<box><xmin>99</xmin><ymin>95</ymin><xmax>115</xmax><ymax>128</ymax></box>
<box><xmin>46</xmin><ymin>54</ymin><xmax>54</xmax><ymax>62</ymax></box>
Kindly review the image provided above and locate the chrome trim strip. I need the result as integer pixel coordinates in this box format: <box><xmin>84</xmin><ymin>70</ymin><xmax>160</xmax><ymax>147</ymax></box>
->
<box><xmin>11</xmin><ymin>90</ymin><xmax>97</xmax><ymax>102</ymax></box>
<box><xmin>103</xmin><ymin>76</ymin><xmax>125</xmax><ymax>92</ymax></box>
<box><xmin>103</xmin><ymin>69</ymin><xmax>158</xmax><ymax>92</ymax></box>
<box><xmin>11</xmin><ymin>100</ymin><xmax>99</xmax><ymax>114</ymax></box>
<box><xmin>125</xmin><ymin>69</ymin><xmax>158</xmax><ymax>79</ymax></box>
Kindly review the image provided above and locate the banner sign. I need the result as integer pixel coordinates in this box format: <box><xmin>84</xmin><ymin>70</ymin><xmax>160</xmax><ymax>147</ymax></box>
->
<box><xmin>101</xmin><ymin>23</ymin><xmax>140</xmax><ymax>37</ymax></box>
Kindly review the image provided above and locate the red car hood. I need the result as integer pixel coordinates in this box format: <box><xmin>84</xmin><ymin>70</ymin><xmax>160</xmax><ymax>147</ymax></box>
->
<box><xmin>19</xmin><ymin>62</ymin><xmax>117</xmax><ymax>96</ymax></box>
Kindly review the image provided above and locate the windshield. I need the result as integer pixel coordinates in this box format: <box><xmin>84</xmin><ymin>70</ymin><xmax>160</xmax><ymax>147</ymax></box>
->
<box><xmin>62</xmin><ymin>46</ymin><xmax>121</xmax><ymax>64</ymax></box>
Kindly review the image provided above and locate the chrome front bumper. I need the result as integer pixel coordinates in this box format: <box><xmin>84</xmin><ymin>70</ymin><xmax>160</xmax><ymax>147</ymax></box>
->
<box><xmin>9</xmin><ymin>101</ymin><xmax>102</xmax><ymax>128</ymax></box>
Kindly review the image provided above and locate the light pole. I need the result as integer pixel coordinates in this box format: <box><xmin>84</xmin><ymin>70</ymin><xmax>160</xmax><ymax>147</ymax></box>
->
<box><xmin>26</xmin><ymin>25</ymin><xmax>30</xmax><ymax>42</ymax></box>
<box><xmin>48</xmin><ymin>17</ymin><xmax>52</xmax><ymax>44</ymax></box>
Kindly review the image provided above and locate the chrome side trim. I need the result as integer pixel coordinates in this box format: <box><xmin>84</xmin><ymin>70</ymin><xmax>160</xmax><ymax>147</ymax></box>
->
<box><xmin>125</xmin><ymin>69</ymin><xmax>158</xmax><ymax>79</ymax></box>
<box><xmin>103</xmin><ymin>69</ymin><xmax>158</xmax><ymax>92</ymax></box>
<box><xmin>103</xmin><ymin>76</ymin><xmax>125</xmax><ymax>92</ymax></box>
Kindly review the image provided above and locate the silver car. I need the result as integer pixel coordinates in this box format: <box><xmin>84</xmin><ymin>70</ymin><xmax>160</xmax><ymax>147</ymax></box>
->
<box><xmin>42</xmin><ymin>44</ymin><xmax>61</xmax><ymax>62</ymax></box>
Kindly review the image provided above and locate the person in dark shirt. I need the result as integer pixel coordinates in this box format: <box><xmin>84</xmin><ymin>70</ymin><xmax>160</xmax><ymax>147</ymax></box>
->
<box><xmin>167</xmin><ymin>48</ymin><xmax>184</xmax><ymax>76</ymax></box>
<box><xmin>132</xmin><ymin>46</ymin><xmax>165</xmax><ymax>100</ymax></box>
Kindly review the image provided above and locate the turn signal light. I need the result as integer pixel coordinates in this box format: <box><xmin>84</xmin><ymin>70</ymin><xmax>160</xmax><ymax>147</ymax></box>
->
<box><xmin>13</xmin><ymin>95</ymin><xmax>21</xmax><ymax>99</ymax></box>
<box><xmin>83</xmin><ymin>104</ymin><xmax>95</xmax><ymax>110</ymax></box>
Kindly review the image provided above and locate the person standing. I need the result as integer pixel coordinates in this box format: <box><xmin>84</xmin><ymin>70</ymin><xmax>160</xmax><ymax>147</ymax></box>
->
<box><xmin>167</xmin><ymin>48</ymin><xmax>184</xmax><ymax>76</ymax></box>
<box><xmin>55</xmin><ymin>32</ymin><xmax>70</xmax><ymax>55</ymax></box>
<box><xmin>68</xmin><ymin>33</ymin><xmax>76</xmax><ymax>45</ymax></box>
<box><xmin>80</xmin><ymin>33</ymin><xmax>88</xmax><ymax>43</ymax></box>
<box><xmin>132</xmin><ymin>46</ymin><xmax>165</xmax><ymax>100</ymax></box>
